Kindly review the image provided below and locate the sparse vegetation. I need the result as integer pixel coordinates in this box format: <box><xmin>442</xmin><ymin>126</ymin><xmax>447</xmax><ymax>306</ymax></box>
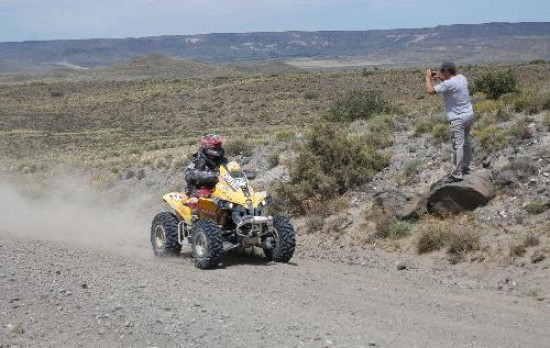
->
<box><xmin>414</xmin><ymin>216</ymin><xmax>482</xmax><ymax>260</ymax></box>
<box><xmin>446</xmin><ymin>227</ymin><xmax>482</xmax><ymax>258</ymax></box>
<box><xmin>2</xmin><ymin>61</ymin><xmax>550</xmax><ymax>270</ymax></box>
<box><xmin>416</xmin><ymin>224</ymin><xmax>449</xmax><ymax>254</ymax></box>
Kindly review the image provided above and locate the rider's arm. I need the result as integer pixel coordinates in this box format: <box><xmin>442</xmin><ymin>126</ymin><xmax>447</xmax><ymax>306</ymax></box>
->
<box><xmin>185</xmin><ymin>157</ymin><xmax>219</xmax><ymax>184</ymax></box>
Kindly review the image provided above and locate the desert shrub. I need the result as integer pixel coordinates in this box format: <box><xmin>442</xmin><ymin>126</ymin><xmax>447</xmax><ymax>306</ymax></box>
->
<box><xmin>512</xmin><ymin>92</ymin><xmax>544</xmax><ymax>114</ymax></box>
<box><xmin>367</xmin><ymin>114</ymin><xmax>396</xmax><ymax>135</ymax></box>
<box><xmin>416</xmin><ymin>224</ymin><xmax>448</xmax><ymax>254</ymax></box>
<box><xmin>325</xmin><ymin>90</ymin><xmax>395</xmax><ymax>122</ymax></box>
<box><xmin>370</xmin><ymin>209</ymin><xmax>394</xmax><ymax>239</ymax></box>
<box><xmin>371</xmin><ymin>212</ymin><xmax>411</xmax><ymax>240</ymax></box>
<box><xmin>526</xmin><ymin>201</ymin><xmax>546</xmax><ymax>215</ymax></box>
<box><xmin>474</xmin><ymin>99</ymin><xmax>500</xmax><ymax>115</ymax></box>
<box><xmin>415</xmin><ymin>218</ymin><xmax>481</xmax><ymax>259</ymax></box>
<box><xmin>387</xmin><ymin>221</ymin><xmax>412</xmax><ymax>239</ymax></box>
<box><xmin>224</xmin><ymin>138</ymin><xmax>253</xmax><ymax>157</ymax></box>
<box><xmin>413</xmin><ymin>116</ymin><xmax>448</xmax><ymax>144</ymax></box>
<box><xmin>507</xmin><ymin>119</ymin><xmax>533</xmax><ymax>140</ymax></box>
<box><xmin>495</xmin><ymin>106</ymin><xmax>512</xmax><ymax>122</ymax></box>
<box><xmin>473</xmin><ymin>125</ymin><xmax>508</xmax><ymax>153</ymax></box>
<box><xmin>446</xmin><ymin>227</ymin><xmax>481</xmax><ymax>257</ymax></box>
<box><xmin>303</xmin><ymin>90</ymin><xmax>320</xmax><ymax>100</ymax></box>
<box><xmin>472</xmin><ymin>69</ymin><xmax>519</xmax><ymax>100</ymax></box>
<box><xmin>508</xmin><ymin>232</ymin><xmax>539</xmax><ymax>257</ymax></box>
<box><xmin>404</xmin><ymin>159</ymin><xmax>420</xmax><ymax>178</ymax></box>
<box><xmin>274</xmin><ymin>120</ymin><xmax>390</xmax><ymax>215</ymax></box>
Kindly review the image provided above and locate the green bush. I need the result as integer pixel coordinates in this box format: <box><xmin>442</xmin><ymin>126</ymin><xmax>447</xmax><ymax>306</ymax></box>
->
<box><xmin>325</xmin><ymin>90</ymin><xmax>395</xmax><ymax>123</ymax></box>
<box><xmin>473</xmin><ymin>70</ymin><xmax>519</xmax><ymax>100</ymax></box>
<box><xmin>274</xmin><ymin>120</ymin><xmax>391</xmax><ymax>215</ymax></box>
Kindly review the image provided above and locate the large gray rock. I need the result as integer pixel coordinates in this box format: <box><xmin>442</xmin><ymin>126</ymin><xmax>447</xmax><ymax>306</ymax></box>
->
<box><xmin>374</xmin><ymin>190</ymin><xmax>427</xmax><ymax>221</ymax></box>
<box><xmin>427</xmin><ymin>169</ymin><xmax>495</xmax><ymax>216</ymax></box>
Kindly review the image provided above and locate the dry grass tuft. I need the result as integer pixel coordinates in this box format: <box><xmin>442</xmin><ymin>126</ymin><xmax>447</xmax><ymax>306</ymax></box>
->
<box><xmin>414</xmin><ymin>215</ymin><xmax>482</xmax><ymax>260</ymax></box>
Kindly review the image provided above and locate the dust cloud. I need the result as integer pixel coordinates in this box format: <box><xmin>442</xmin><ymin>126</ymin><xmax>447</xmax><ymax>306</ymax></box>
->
<box><xmin>0</xmin><ymin>173</ymin><xmax>161</xmax><ymax>258</ymax></box>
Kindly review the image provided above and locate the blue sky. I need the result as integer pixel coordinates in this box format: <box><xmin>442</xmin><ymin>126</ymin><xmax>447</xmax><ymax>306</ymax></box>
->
<box><xmin>0</xmin><ymin>0</ymin><xmax>549</xmax><ymax>42</ymax></box>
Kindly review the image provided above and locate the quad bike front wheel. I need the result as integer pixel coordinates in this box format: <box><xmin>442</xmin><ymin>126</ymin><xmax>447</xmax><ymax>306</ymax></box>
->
<box><xmin>263</xmin><ymin>214</ymin><xmax>296</xmax><ymax>263</ymax></box>
<box><xmin>190</xmin><ymin>220</ymin><xmax>223</xmax><ymax>269</ymax></box>
<box><xmin>151</xmin><ymin>212</ymin><xmax>182</xmax><ymax>256</ymax></box>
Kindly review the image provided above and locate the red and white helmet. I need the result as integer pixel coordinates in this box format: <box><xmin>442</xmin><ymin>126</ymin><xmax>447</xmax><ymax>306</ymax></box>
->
<box><xmin>200</xmin><ymin>134</ymin><xmax>224</xmax><ymax>159</ymax></box>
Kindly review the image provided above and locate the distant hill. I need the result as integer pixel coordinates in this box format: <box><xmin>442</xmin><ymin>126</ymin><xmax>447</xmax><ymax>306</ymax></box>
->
<box><xmin>1</xmin><ymin>22</ymin><xmax>549</xmax><ymax>74</ymax></box>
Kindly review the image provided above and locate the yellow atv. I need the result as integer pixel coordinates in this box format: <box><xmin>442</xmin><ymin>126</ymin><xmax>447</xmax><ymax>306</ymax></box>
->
<box><xmin>150</xmin><ymin>159</ymin><xmax>296</xmax><ymax>269</ymax></box>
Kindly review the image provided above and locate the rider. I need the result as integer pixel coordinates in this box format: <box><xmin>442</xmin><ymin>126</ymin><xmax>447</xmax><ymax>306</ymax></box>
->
<box><xmin>185</xmin><ymin>134</ymin><xmax>228</xmax><ymax>217</ymax></box>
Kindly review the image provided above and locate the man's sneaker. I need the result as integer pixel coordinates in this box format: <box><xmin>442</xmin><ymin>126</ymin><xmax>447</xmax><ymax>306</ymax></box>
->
<box><xmin>463</xmin><ymin>166</ymin><xmax>476</xmax><ymax>174</ymax></box>
<box><xmin>445</xmin><ymin>175</ymin><xmax>463</xmax><ymax>183</ymax></box>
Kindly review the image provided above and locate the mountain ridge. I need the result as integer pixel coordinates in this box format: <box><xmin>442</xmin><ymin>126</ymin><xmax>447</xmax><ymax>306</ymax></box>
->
<box><xmin>1</xmin><ymin>22</ymin><xmax>549</xmax><ymax>74</ymax></box>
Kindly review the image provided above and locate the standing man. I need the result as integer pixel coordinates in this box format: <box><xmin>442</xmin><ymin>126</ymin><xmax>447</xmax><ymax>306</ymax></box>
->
<box><xmin>425</xmin><ymin>61</ymin><xmax>474</xmax><ymax>182</ymax></box>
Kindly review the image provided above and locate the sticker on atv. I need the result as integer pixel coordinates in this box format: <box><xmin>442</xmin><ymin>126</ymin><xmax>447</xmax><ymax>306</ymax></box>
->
<box><xmin>223</xmin><ymin>173</ymin><xmax>246</xmax><ymax>191</ymax></box>
<box><xmin>168</xmin><ymin>193</ymin><xmax>184</xmax><ymax>201</ymax></box>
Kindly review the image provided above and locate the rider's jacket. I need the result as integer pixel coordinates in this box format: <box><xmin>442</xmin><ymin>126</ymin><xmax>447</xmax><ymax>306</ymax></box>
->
<box><xmin>184</xmin><ymin>150</ymin><xmax>227</xmax><ymax>193</ymax></box>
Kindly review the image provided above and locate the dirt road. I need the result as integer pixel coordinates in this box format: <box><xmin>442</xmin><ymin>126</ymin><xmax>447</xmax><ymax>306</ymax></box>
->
<box><xmin>1</xmin><ymin>230</ymin><xmax>549</xmax><ymax>348</ymax></box>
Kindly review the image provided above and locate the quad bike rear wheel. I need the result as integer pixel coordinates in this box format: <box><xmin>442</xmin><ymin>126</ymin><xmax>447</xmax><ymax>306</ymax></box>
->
<box><xmin>263</xmin><ymin>214</ymin><xmax>296</xmax><ymax>263</ymax></box>
<box><xmin>190</xmin><ymin>220</ymin><xmax>223</xmax><ymax>269</ymax></box>
<box><xmin>151</xmin><ymin>212</ymin><xmax>182</xmax><ymax>256</ymax></box>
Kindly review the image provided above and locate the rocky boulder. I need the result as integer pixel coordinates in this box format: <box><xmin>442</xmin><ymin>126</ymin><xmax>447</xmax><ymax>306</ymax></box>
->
<box><xmin>373</xmin><ymin>190</ymin><xmax>427</xmax><ymax>221</ymax></box>
<box><xmin>427</xmin><ymin>169</ymin><xmax>495</xmax><ymax>216</ymax></box>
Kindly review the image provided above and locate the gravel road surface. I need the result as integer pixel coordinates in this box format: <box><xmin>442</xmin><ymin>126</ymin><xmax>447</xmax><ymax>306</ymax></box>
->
<box><xmin>1</xmin><ymin>230</ymin><xmax>550</xmax><ymax>348</ymax></box>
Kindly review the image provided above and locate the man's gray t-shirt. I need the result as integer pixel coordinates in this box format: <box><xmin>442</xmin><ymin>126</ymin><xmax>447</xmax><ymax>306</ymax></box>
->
<box><xmin>434</xmin><ymin>74</ymin><xmax>473</xmax><ymax>121</ymax></box>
